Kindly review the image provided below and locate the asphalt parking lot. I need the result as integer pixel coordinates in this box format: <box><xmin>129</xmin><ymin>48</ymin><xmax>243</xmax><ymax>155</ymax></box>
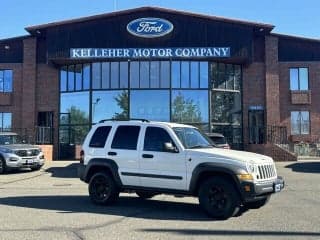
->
<box><xmin>0</xmin><ymin>161</ymin><xmax>320</xmax><ymax>240</ymax></box>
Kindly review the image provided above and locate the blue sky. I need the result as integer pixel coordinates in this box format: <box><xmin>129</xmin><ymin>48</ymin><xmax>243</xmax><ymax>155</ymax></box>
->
<box><xmin>1</xmin><ymin>0</ymin><xmax>319</xmax><ymax>39</ymax></box>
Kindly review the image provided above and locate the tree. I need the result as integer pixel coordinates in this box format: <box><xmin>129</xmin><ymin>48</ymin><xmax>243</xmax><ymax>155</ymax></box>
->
<box><xmin>171</xmin><ymin>93</ymin><xmax>202</xmax><ymax>123</ymax></box>
<box><xmin>113</xmin><ymin>91</ymin><xmax>129</xmax><ymax>120</ymax></box>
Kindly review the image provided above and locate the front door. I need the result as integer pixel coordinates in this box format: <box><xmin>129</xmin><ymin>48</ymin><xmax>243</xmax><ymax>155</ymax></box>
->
<box><xmin>139</xmin><ymin>126</ymin><xmax>187</xmax><ymax>190</ymax></box>
<box><xmin>249</xmin><ymin>110</ymin><xmax>265</xmax><ymax>144</ymax></box>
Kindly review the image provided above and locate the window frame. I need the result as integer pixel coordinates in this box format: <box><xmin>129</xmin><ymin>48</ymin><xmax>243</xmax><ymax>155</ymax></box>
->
<box><xmin>89</xmin><ymin>126</ymin><xmax>112</xmax><ymax>148</ymax></box>
<box><xmin>289</xmin><ymin>67</ymin><xmax>309</xmax><ymax>91</ymax></box>
<box><xmin>0</xmin><ymin>69</ymin><xmax>13</xmax><ymax>93</ymax></box>
<box><xmin>143</xmin><ymin>126</ymin><xmax>177</xmax><ymax>152</ymax></box>
<box><xmin>290</xmin><ymin>111</ymin><xmax>310</xmax><ymax>135</ymax></box>
<box><xmin>111</xmin><ymin>125</ymin><xmax>141</xmax><ymax>150</ymax></box>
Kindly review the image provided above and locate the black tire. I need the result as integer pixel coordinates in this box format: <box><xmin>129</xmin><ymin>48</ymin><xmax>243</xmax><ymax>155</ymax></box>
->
<box><xmin>136</xmin><ymin>191</ymin><xmax>156</xmax><ymax>199</ymax></box>
<box><xmin>89</xmin><ymin>172</ymin><xmax>119</xmax><ymax>205</ymax></box>
<box><xmin>31</xmin><ymin>165</ymin><xmax>42</xmax><ymax>171</ymax></box>
<box><xmin>198</xmin><ymin>177</ymin><xmax>240</xmax><ymax>220</ymax></box>
<box><xmin>246</xmin><ymin>196</ymin><xmax>270</xmax><ymax>209</ymax></box>
<box><xmin>0</xmin><ymin>157</ymin><xmax>6</xmax><ymax>174</ymax></box>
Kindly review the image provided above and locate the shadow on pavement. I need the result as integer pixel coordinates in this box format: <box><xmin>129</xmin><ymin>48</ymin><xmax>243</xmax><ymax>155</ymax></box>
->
<box><xmin>138</xmin><ymin>228</ymin><xmax>320</xmax><ymax>237</ymax></box>
<box><xmin>285</xmin><ymin>162</ymin><xmax>320</xmax><ymax>173</ymax></box>
<box><xmin>0</xmin><ymin>195</ymin><xmax>249</xmax><ymax>221</ymax></box>
<box><xmin>45</xmin><ymin>163</ymin><xmax>79</xmax><ymax>178</ymax></box>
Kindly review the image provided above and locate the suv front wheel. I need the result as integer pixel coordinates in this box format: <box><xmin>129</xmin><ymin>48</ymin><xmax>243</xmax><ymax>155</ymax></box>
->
<box><xmin>89</xmin><ymin>172</ymin><xmax>119</xmax><ymax>205</ymax></box>
<box><xmin>198</xmin><ymin>177</ymin><xmax>240</xmax><ymax>220</ymax></box>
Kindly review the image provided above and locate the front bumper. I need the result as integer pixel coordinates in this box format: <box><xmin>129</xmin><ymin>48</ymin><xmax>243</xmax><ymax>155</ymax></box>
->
<box><xmin>5</xmin><ymin>155</ymin><xmax>45</xmax><ymax>169</ymax></box>
<box><xmin>241</xmin><ymin>176</ymin><xmax>285</xmax><ymax>202</ymax></box>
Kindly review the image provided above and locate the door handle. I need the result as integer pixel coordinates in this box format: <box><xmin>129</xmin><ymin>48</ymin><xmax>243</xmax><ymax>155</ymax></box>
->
<box><xmin>142</xmin><ymin>154</ymin><xmax>153</xmax><ymax>158</ymax></box>
<box><xmin>108</xmin><ymin>151</ymin><xmax>117</xmax><ymax>156</ymax></box>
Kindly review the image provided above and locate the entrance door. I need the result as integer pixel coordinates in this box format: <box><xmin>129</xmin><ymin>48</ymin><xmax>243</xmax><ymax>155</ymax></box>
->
<box><xmin>249</xmin><ymin>110</ymin><xmax>265</xmax><ymax>144</ymax></box>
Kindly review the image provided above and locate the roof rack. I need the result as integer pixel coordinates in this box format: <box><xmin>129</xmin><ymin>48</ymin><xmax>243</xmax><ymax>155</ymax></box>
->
<box><xmin>99</xmin><ymin>118</ymin><xmax>150</xmax><ymax>123</ymax></box>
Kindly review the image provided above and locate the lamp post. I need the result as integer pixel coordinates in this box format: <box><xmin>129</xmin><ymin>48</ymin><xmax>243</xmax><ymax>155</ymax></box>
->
<box><xmin>92</xmin><ymin>98</ymin><xmax>101</xmax><ymax>122</ymax></box>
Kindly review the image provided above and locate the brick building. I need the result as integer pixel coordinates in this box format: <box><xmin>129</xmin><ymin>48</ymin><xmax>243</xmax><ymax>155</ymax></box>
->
<box><xmin>0</xmin><ymin>7</ymin><xmax>319</xmax><ymax>160</ymax></box>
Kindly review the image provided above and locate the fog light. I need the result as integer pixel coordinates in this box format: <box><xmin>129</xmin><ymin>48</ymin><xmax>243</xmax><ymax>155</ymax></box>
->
<box><xmin>237</xmin><ymin>174</ymin><xmax>254</xmax><ymax>181</ymax></box>
<box><xmin>244</xmin><ymin>185</ymin><xmax>251</xmax><ymax>192</ymax></box>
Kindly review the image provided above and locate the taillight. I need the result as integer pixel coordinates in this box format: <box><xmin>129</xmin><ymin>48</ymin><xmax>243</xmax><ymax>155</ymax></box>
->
<box><xmin>80</xmin><ymin>150</ymin><xmax>84</xmax><ymax>163</ymax></box>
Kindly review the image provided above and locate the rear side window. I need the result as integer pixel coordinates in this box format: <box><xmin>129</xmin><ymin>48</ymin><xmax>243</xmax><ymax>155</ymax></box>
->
<box><xmin>89</xmin><ymin>126</ymin><xmax>112</xmax><ymax>148</ymax></box>
<box><xmin>111</xmin><ymin>125</ymin><xmax>140</xmax><ymax>150</ymax></box>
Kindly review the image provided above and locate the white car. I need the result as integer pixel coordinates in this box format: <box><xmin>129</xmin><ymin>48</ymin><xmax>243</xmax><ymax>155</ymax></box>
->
<box><xmin>0</xmin><ymin>132</ymin><xmax>45</xmax><ymax>173</ymax></box>
<box><xmin>78</xmin><ymin>119</ymin><xmax>284</xmax><ymax>219</ymax></box>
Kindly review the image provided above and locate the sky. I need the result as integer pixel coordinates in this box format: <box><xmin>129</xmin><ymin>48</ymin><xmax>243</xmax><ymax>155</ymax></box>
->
<box><xmin>1</xmin><ymin>0</ymin><xmax>319</xmax><ymax>40</ymax></box>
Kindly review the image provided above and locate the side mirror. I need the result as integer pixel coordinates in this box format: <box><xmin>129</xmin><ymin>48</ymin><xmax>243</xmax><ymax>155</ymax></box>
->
<box><xmin>163</xmin><ymin>142</ymin><xmax>178</xmax><ymax>153</ymax></box>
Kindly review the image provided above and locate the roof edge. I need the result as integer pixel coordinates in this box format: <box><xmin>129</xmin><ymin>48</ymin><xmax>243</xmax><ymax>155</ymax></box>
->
<box><xmin>25</xmin><ymin>6</ymin><xmax>274</xmax><ymax>34</ymax></box>
<box><xmin>0</xmin><ymin>35</ymin><xmax>31</xmax><ymax>43</ymax></box>
<box><xmin>272</xmin><ymin>33</ymin><xmax>320</xmax><ymax>43</ymax></box>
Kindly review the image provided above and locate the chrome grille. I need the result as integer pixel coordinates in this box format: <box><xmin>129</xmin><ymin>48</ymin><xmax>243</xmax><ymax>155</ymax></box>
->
<box><xmin>15</xmin><ymin>149</ymin><xmax>40</xmax><ymax>157</ymax></box>
<box><xmin>257</xmin><ymin>164</ymin><xmax>276</xmax><ymax>180</ymax></box>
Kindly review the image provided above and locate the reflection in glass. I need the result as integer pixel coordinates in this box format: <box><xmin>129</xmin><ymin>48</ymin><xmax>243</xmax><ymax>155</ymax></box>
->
<box><xmin>226</xmin><ymin>64</ymin><xmax>234</xmax><ymax>89</ymax></box>
<box><xmin>92</xmin><ymin>63</ymin><xmax>101</xmax><ymax>89</ymax></box>
<box><xmin>130</xmin><ymin>90</ymin><xmax>169</xmax><ymax>121</ymax></box>
<box><xmin>60</xmin><ymin>92</ymin><xmax>89</xmax><ymax>124</ymax></box>
<box><xmin>234</xmin><ymin>65</ymin><xmax>241</xmax><ymax>90</ymax></box>
<box><xmin>4</xmin><ymin>70</ymin><xmax>13</xmax><ymax>92</ymax></box>
<box><xmin>140</xmin><ymin>61</ymin><xmax>149</xmax><ymax>88</ymax></box>
<box><xmin>181</xmin><ymin>61</ymin><xmax>190</xmax><ymax>88</ymax></box>
<box><xmin>160</xmin><ymin>61</ymin><xmax>170</xmax><ymax>88</ymax></box>
<box><xmin>211</xmin><ymin>91</ymin><xmax>241</xmax><ymax>125</ymax></box>
<box><xmin>130</xmin><ymin>61</ymin><xmax>139</xmax><ymax>88</ymax></box>
<box><xmin>150</xmin><ymin>61</ymin><xmax>160</xmax><ymax>88</ymax></box>
<box><xmin>60</xmin><ymin>66</ymin><xmax>67</xmax><ymax>92</ymax></box>
<box><xmin>200</xmin><ymin>62</ymin><xmax>208</xmax><ymax>88</ymax></box>
<box><xmin>83</xmin><ymin>64</ymin><xmax>90</xmax><ymax>90</ymax></box>
<box><xmin>102</xmin><ymin>62</ymin><xmax>110</xmax><ymax>89</ymax></box>
<box><xmin>1</xmin><ymin>112</ymin><xmax>12</xmax><ymax>130</ymax></box>
<box><xmin>92</xmin><ymin>90</ymin><xmax>128</xmax><ymax>123</ymax></box>
<box><xmin>75</xmin><ymin>64</ymin><xmax>82</xmax><ymax>91</ymax></box>
<box><xmin>68</xmin><ymin>65</ymin><xmax>75</xmax><ymax>91</ymax></box>
<box><xmin>111</xmin><ymin>62</ymin><xmax>119</xmax><ymax>88</ymax></box>
<box><xmin>191</xmin><ymin>61</ymin><xmax>199</xmax><ymax>88</ymax></box>
<box><xmin>0</xmin><ymin>71</ymin><xmax>3</xmax><ymax>92</ymax></box>
<box><xmin>290</xmin><ymin>68</ymin><xmax>299</xmax><ymax>90</ymax></box>
<box><xmin>171</xmin><ymin>90</ymin><xmax>208</xmax><ymax>123</ymax></box>
<box><xmin>171</xmin><ymin>61</ymin><xmax>180</xmax><ymax>88</ymax></box>
<box><xmin>119</xmin><ymin>62</ymin><xmax>128</xmax><ymax>88</ymax></box>
<box><xmin>299</xmin><ymin>68</ymin><xmax>308</xmax><ymax>90</ymax></box>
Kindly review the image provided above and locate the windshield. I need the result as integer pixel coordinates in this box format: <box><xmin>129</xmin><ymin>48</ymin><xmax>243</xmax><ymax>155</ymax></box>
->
<box><xmin>173</xmin><ymin>127</ymin><xmax>214</xmax><ymax>149</ymax></box>
<box><xmin>0</xmin><ymin>134</ymin><xmax>23</xmax><ymax>145</ymax></box>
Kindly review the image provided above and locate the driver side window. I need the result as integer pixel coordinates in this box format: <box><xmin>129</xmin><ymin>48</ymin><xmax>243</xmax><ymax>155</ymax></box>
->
<box><xmin>144</xmin><ymin>127</ymin><xmax>175</xmax><ymax>152</ymax></box>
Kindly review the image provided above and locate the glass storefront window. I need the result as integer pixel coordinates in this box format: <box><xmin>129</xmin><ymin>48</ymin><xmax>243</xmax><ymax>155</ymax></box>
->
<box><xmin>83</xmin><ymin>64</ymin><xmax>90</xmax><ymax>90</ymax></box>
<box><xmin>4</xmin><ymin>70</ymin><xmax>13</xmax><ymax>92</ymax></box>
<box><xmin>130</xmin><ymin>61</ymin><xmax>139</xmax><ymax>88</ymax></box>
<box><xmin>75</xmin><ymin>64</ymin><xmax>82</xmax><ymax>91</ymax></box>
<box><xmin>60</xmin><ymin>92</ymin><xmax>89</xmax><ymax>124</ymax></box>
<box><xmin>171</xmin><ymin>61</ymin><xmax>180</xmax><ymax>88</ymax></box>
<box><xmin>190</xmin><ymin>61</ymin><xmax>199</xmax><ymax>88</ymax></box>
<box><xmin>102</xmin><ymin>62</ymin><xmax>110</xmax><ymax>89</ymax></box>
<box><xmin>130</xmin><ymin>90</ymin><xmax>170</xmax><ymax>121</ymax></box>
<box><xmin>92</xmin><ymin>90</ymin><xmax>128</xmax><ymax>123</ymax></box>
<box><xmin>181</xmin><ymin>61</ymin><xmax>190</xmax><ymax>88</ymax></box>
<box><xmin>140</xmin><ymin>61</ymin><xmax>150</xmax><ymax>88</ymax></box>
<box><xmin>200</xmin><ymin>62</ymin><xmax>208</xmax><ymax>88</ymax></box>
<box><xmin>150</xmin><ymin>61</ymin><xmax>160</xmax><ymax>88</ymax></box>
<box><xmin>60</xmin><ymin>66</ymin><xmax>67</xmax><ymax>92</ymax></box>
<box><xmin>171</xmin><ymin>90</ymin><xmax>208</xmax><ymax>123</ymax></box>
<box><xmin>160</xmin><ymin>61</ymin><xmax>170</xmax><ymax>88</ymax></box>
<box><xmin>111</xmin><ymin>62</ymin><xmax>119</xmax><ymax>89</ymax></box>
<box><xmin>92</xmin><ymin>63</ymin><xmax>101</xmax><ymax>89</ymax></box>
<box><xmin>119</xmin><ymin>62</ymin><xmax>129</xmax><ymax>88</ymax></box>
<box><xmin>68</xmin><ymin>65</ymin><xmax>75</xmax><ymax>91</ymax></box>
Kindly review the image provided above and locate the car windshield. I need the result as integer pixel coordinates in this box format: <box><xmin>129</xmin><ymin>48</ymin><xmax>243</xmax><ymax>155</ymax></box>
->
<box><xmin>0</xmin><ymin>134</ymin><xmax>23</xmax><ymax>145</ymax></box>
<box><xmin>173</xmin><ymin>127</ymin><xmax>214</xmax><ymax>149</ymax></box>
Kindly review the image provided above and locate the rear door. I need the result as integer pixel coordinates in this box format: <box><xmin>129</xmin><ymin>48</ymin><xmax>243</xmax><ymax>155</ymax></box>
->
<box><xmin>139</xmin><ymin>126</ymin><xmax>187</xmax><ymax>190</ymax></box>
<box><xmin>109</xmin><ymin>125</ymin><xmax>142</xmax><ymax>186</ymax></box>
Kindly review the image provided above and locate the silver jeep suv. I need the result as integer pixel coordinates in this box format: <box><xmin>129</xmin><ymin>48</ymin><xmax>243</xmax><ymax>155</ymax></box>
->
<box><xmin>0</xmin><ymin>132</ymin><xmax>45</xmax><ymax>173</ymax></box>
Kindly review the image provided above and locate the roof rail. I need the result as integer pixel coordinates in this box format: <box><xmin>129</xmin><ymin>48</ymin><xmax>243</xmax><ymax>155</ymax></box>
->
<box><xmin>99</xmin><ymin>118</ymin><xmax>150</xmax><ymax>123</ymax></box>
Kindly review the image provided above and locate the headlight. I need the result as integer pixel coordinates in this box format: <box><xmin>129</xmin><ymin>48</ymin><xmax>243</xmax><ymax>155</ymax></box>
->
<box><xmin>1</xmin><ymin>148</ymin><xmax>14</xmax><ymax>154</ymax></box>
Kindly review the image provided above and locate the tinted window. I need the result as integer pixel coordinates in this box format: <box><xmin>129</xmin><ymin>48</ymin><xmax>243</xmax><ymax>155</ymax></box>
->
<box><xmin>111</xmin><ymin>126</ymin><xmax>140</xmax><ymax>150</ymax></box>
<box><xmin>144</xmin><ymin>127</ymin><xmax>175</xmax><ymax>152</ymax></box>
<box><xmin>89</xmin><ymin>126</ymin><xmax>112</xmax><ymax>148</ymax></box>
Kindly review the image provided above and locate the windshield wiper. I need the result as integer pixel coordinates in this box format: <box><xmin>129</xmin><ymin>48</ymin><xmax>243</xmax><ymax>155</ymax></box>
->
<box><xmin>188</xmin><ymin>145</ymin><xmax>213</xmax><ymax>149</ymax></box>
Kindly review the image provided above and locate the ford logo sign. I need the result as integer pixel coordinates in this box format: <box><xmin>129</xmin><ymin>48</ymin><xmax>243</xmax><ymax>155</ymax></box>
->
<box><xmin>127</xmin><ymin>18</ymin><xmax>174</xmax><ymax>38</ymax></box>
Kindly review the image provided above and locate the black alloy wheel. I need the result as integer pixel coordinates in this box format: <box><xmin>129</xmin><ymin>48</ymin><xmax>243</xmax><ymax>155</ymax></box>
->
<box><xmin>0</xmin><ymin>157</ymin><xmax>6</xmax><ymax>174</ymax></box>
<box><xmin>199</xmin><ymin>177</ymin><xmax>240</xmax><ymax>220</ymax></box>
<box><xmin>89</xmin><ymin>172</ymin><xmax>119</xmax><ymax>205</ymax></box>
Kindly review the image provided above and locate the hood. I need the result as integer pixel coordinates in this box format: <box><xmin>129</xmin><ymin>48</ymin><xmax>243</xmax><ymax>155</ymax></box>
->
<box><xmin>0</xmin><ymin>144</ymin><xmax>40</xmax><ymax>150</ymax></box>
<box><xmin>186</xmin><ymin>147</ymin><xmax>273</xmax><ymax>164</ymax></box>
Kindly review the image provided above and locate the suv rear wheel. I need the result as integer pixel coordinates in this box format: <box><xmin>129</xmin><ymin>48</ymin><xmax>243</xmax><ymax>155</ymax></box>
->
<box><xmin>0</xmin><ymin>157</ymin><xmax>6</xmax><ymax>174</ymax></box>
<box><xmin>89</xmin><ymin>172</ymin><xmax>119</xmax><ymax>205</ymax></box>
<box><xmin>198</xmin><ymin>177</ymin><xmax>240</xmax><ymax>220</ymax></box>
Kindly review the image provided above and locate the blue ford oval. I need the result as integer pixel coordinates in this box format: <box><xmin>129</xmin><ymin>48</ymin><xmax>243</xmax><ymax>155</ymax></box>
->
<box><xmin>127</xmin><ymin>18</ymin><xmax>174</xmax><ymax>38</ymax></box>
